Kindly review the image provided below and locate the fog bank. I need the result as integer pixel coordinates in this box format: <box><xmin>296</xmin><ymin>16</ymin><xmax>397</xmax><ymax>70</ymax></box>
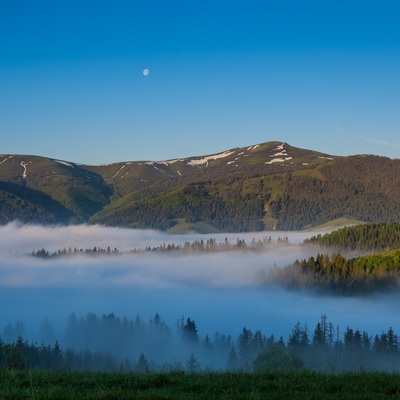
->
<box><xmin>0</xmin><ymin>223</ymin><xmax>398</xmax><ymax>345</ymax></box>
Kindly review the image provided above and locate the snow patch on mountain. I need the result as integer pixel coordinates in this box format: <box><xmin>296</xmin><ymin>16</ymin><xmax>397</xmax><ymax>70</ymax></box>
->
<box><xmin>54</xmin><ymin>160</ymin><xmax>74</xmax><ymax>168</ymax></box>
<box><xmin>0</xmin><ymin>156</ymin><xmax>13</xmax><ymax>165</ymax></box>
<box><xmin>145</xmin><ymin>162</ymin><xmax>175</xmax><ymax>176</ymax></box>
<box><xmin>265</xmin><ymin>157</ymin><xmax>293</xmax><ymax>165</ymax></box>
<box><xmin>272</xmin><ymin>150</ymin><xmax>288</xmax><ymax>157</ymax></box>
<box><xmin>20</xmin><ymin>161</ymin><xmax>32</xmax><ymax>179</ymax></box>
<box><xmin>187</xmin><ymin>151</ymin><xmax>235</xmax><ymax>167</ymax></box>
<box><xmin>111</xmin><ymin>164</ymin><xmax>126</xmax><ymax>179</ymax></box>
<box><xmin>157</xmin><ymin>159</ymin><xmax>181</xmax><ymax>166</ymax></box>
<box><xmin>86</xmin><ymin>163</ymin><xmax>113</xmax><ymax>167</ymax></box>
<box><xmin>270</xmin><ymin>143</ymin><xmax>289</xmax><ymax>157</ymax></box>
<box><xmin>264</xmin><ymin>144</ymin><xmax>292</xmax><ymax>164</ymax></box>
<box><xmin>151</xmin><ymin>164</ymin><xmax>167</xmax><ymax>174</ymax></box>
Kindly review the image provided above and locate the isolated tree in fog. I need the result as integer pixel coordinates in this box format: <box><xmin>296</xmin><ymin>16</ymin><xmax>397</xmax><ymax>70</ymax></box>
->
<box><xmin>288</xmin><ymin>321</ymin><xmax>305</xmax><ymax>350</ymax></box>
<box><xmin>182</xmin><ymin>318</ymin><xmax>199</xmax><ymax>344</ymax></box>
<box><xmin>52</xmin><ymin>341</ymin><xmax>63</xmax><ymax>369</ymax></box>
<box><xmin>137</xmin><ymin>353</ymin><xmax>149</xmax><ymax>373</ymax></box>
<box><xmin>238</xmin><ymin>327</ymin><xmax>253</xmax><ymax>371</ymax></box>
<box><xmin>312</xmin><ymin>322</ymin><xmax>326</xmax><ymax>348</ymax></box>
<box><xmin>202</xmin><ymin>334</ymin><xmax>213</xmax><ymax>353</ymax></box>
<box><xmin>387</xmin><ymin>327</ymin><xmax>398</xmax><ymax>356</ymax></box>
<box><xmin>227</xmin><ymin>347</ymin><xmax>239</xmax><ymax>371</ymax></box>
<box><xmin>186</xmin><ymin>352</ymin><xmax>200</xmax><ymax>373</ymax></box>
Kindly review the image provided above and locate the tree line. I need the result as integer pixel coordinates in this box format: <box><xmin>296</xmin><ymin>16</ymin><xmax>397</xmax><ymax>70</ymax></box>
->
<box><xmin>2</xmin><ymin>313</ymin><xmax>400</xmax><ymax>373</ymax></box>
<box><xmin>270</xmin><ymin>223</ymin><xmax>400</xmax><ymax>294</ymax></box>
<box><xmin>305</xmin><ymin>223</ymin><xmax>400</xmax><ymax>253</ymax></box>
<box><xmin>31</xmin><ymin>236</ymin><xmax>291</xmax><ymax>259</ymax></box>
<box><xmin>271</xmin><ymin>250</ymin><xmax>400</xmax><ymax>295</ymax></box>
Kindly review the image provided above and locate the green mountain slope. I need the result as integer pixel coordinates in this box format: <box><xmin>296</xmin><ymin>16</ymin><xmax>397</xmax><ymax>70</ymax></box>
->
<box><xmin>1</xmin><ymin>142</ymin><xmax>400</xmax><ymax>231</ymax></box>
<box><xmin>89</xmin><ymin>142</ymin><xmax>335</xmax><ymax>231</ymax></box>
<box><xmin>0</xmin><ymin>155</ymin><xmax>112</xmax><ymax>223</ymax></box>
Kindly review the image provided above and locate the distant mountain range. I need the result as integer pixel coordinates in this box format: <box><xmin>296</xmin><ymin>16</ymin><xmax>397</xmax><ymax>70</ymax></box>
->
<box><xmin>1</xmin><ymin>141</ymin><xmax>400</xmax><ymax>232</ymax></box>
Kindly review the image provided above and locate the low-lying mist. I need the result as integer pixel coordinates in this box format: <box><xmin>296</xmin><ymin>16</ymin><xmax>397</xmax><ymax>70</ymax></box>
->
<box><xmin>1</xmin><ymin>222</ymin><xmax>399</xmax><ymax>367</ymax></box>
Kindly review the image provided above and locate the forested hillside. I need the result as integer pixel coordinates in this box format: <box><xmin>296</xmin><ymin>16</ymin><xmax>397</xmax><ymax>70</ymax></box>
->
<box><xmin>305</xmin><ymin>223</ymin><xmax>400</xmax><ymax>252</ymax></box>
<box><xmin>272</xmin><ymin>250</ymin><xmax>400</xmax><ymax>295</ymax></box>
<box><xmin>270</xmin><ymin>223</ymin><xmax>400</xmax><ymax>294</ymax></box>
<box><xmin>2</xmin><ymin>143</ymin><xmax>400</xmax><ymax>231</ymax></box>
<box><xmin>275</xmin><ymin>156</ymin><xmax>400</xmax><ymax>229</ymax></box>
<box><xmin>0</xmin><ymin>155</ymin><xmax>111</xmax><ymax>224</ymax></box>
<box><xmin>91</xmin><ymin>179</ymin><xmax>268</xmax><ymax>231</ymax></box>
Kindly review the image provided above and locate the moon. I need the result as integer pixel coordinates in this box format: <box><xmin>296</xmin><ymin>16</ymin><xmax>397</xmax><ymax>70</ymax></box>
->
<box><xmin>143</xmin><ymin>68</ymin><xmax>150</xmax><ymax>76</ymax></box>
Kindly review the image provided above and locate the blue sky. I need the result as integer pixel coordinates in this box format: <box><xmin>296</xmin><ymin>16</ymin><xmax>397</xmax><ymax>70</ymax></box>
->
<box><xmin>1</xmin><ymin>0</ymin><xmax>400</xmax><ymax>164</ymax></box>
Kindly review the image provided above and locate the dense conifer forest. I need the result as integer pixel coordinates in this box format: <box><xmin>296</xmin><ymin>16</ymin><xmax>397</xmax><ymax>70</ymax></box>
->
<box><xmin>2</xmin><ymin>313</ymin><xmax>400</xmax><ymax>374</ymax></box>
<box><xmin>272</xmin><ymin>250</ymin><xmax>400</xmax><ymax>294</ymax></box>
<box><xmin>270</xmin><ymin>223</ymin><xmax>400</xmax><ymax>294</ymax></box>
<box><xmin>30</xmin><ymin>235</ymin><xmax>282</xmax><ymax>258</ymax></box>
<box><xmin>305</xmin><ymin>223</ymin><xmax>400</xmax><ymax>252</ymax></box>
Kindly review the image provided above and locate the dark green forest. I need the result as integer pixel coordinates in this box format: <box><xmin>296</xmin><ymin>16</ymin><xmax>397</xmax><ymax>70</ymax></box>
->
<box><xmin>272</xmin><ymin>250</ymin><xmax>400</xmax><ymax>295</ymax></box>
<box><xmin>272</xmin><ymin>223</ymin><xmax>400</xmax><ymax>294</ymax></box>
<box><xmin>305</xmin><ymin>223</ymin><xmax>400</xmax><ymax>252</ymax></box>
<box><xmin>276</xmin><ymin>156</ymin><xmax>400</xmax><ymax>230</ymax></box>
<box><xmin>92</xmin><ymin>180</ymin><xmax>268</xmax><ymax>232</ymax></box>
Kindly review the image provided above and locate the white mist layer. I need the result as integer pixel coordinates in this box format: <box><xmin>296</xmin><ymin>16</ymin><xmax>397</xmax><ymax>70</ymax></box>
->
<box><xmin>0</xmin><ymin>223</ymin><xmax>397</xmax><ymax>342</ymax></box>
<box><xmin>0</xmin><ymin>222</ymin><xmax>314</xmax><ymax>288</ymax></box>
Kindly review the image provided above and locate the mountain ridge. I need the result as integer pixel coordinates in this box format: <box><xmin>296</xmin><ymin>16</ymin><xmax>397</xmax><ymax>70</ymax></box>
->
<box><xmin>1</xmin><ymin>141</ymin><xmax>399</xmax><ymax>232</ymax></box>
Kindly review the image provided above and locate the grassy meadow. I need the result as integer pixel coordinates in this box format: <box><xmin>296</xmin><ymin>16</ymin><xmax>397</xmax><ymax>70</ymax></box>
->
<box><xmin>1</xmin><ymin>369</ymin><xmax>400</xmax><ymax>399</ymax></box>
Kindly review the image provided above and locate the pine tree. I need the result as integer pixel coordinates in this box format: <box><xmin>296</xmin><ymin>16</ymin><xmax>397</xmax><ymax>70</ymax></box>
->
<box><xmin>202</xmin><ymin>334</ymin><xmax>213</xmax><ymax>353</ymax></box>
<box><xmin>312</xmin><ymin>323</ymin><xmax>325</xmax><ymax>347</ymax></box>
<box><xmin>182</xmin><ymin>318</ymin><xmax>199</xmax><ymax>344</ymax></box>
<box><xmin>288</xmin><ymin>321</ymin><xmax>303</xmax><ymax>350</ymax></box>
<box><xmin>137</xmin><ymin>353</ymin><xmax>149</xmax><ymax>373</ymax></box>
<box><xmin>227</xmin><ymin>347</ymin><xmax>239</xmax><ymax>371</ymax></box>
<box><xmin>52</xmin><ymin>341</ymin><xmax>63</xmax><ymax>369</ymax></box>
<box><xmin>186</xmin><ymin>352</ymin><xmax>200</xmax><ymax>373</ymax></box>
<box><xmin>238</xmin><ymin>327</ymin><xmax>253</xmax><ymax>371</ymax></box>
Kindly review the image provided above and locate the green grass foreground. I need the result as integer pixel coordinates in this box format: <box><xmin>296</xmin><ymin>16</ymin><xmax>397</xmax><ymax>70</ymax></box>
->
<box><xmin>1</xmin><ymin>370</ymin><xmax>400</xmax><ymax>400</ymax></box>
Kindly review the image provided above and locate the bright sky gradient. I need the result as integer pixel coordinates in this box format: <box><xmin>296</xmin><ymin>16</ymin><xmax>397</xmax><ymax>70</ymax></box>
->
<box><xmin>1</xmin><ymin>0</ymin><xmax>400</xmax><ymax>164</ymax></box>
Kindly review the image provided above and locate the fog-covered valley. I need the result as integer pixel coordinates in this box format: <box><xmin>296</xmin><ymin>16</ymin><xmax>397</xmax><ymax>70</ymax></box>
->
<box><xmin>1</xmin><ymin>223</ymin><xmax>400</xmax><ymax>371</ymax></box>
